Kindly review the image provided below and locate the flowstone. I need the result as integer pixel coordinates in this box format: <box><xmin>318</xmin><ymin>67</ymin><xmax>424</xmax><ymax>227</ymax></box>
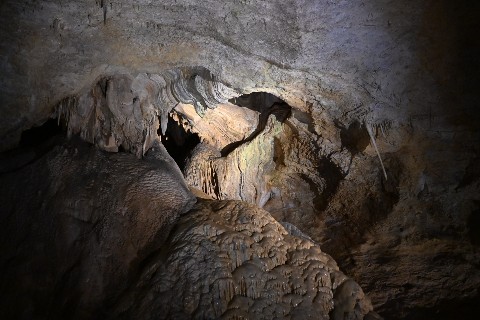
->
<box><xmin>111</xmin><ymin>200</ymin><xmax>379</xmax><ymax>320</ymax></box>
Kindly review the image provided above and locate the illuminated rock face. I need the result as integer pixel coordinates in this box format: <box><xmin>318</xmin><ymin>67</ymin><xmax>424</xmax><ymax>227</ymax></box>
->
<box><xmin>112</xmin><ymin>200</ymin><xmax>377</xmax><ymax>320</ymax></box>
<box><xmin>0</xmin><ymin>139</ymin><xmax>377</xmax><ymax>320</ymax></box>
<box><xmin>53</xmin><ymin>71</ymin><xmax>238</xmax><ymax>157</ymax></box>
<box><xmin>1</xmin><ymin>0</ymin><xmax>480</xmax><ymax>319</ymax></box>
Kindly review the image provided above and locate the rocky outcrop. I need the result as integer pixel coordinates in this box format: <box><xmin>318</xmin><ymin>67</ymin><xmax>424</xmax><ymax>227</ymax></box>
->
<box><xmin>174</xmin><ymin>91</ymin><xmax>480</xmax><ymax>318</ymax></box>
<box><xmin>110</xmin><ymin>199</ymin><xmax>378</xmax><ymax>320</ymax></box>
<box><xmin>174</xmin><ymin>102</ymin><xmax>259</xmax><ymax>151</ymax></box>
<box><xmin>0</xmin><ymin>138</ymin><xmax>196</xmax><ymax>319</ymax></box>
<box><xmin>0</xmin><ymin>138</ymin><xmax>378</xmax><ymax>319</ymax></box>
<box><xmin>184</xmin><ymin>113</ymin><xmax>283</xmax><ymax>206</ymax></box>
<box><xmin>54</xmin><ymin>70</ymin><xmax>238</xmax><ymax>157</ymax></box>
<box><xmin>1</xmin><ymin>0</ymin><xmax>479</xmax><ymax>318</ymax></box>
<box><xmin>181</xmin><ymin>93</ymin><xmax>349</xmax><ymax>244</ymax></box>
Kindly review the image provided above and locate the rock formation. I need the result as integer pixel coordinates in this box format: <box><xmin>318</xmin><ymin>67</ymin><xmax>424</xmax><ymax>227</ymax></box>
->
<box><xmin>0</xmin><ymin>138</ymin><xmax>377</xmax><ymax>319</ymax></box>
<box><xmin>111</xmin><ymin>199</ymin><xmax>378</xmax><ymax>320</ymax></box>
<box><xmin>0</xmin><ymin>138</ymin><xmax>196</xmax><ymax>319</ymax></box>
<box><xmin>1</xmin><ymin>0</ymin><xmax>479</xmax><ymax>319</ymax></box>
<box><xmin>54</xmin><ymin>70</ymin><xmax>238</xmax><ymax>157</ymax></box>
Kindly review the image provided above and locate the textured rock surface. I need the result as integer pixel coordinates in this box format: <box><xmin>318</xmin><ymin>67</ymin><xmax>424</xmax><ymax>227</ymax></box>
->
<box><xmin>0</xmin><ymin>138</ymin><xmax>196</xmax><ymax>319</ymax></box>
<box><xmin>3</xmin><ymin>0</ymin><xmax>477</xmax><ymax>149</ymax></box>
<box><xmin>0</xmin><ymin>139</ymin><xmax>377</xmax><ymax>319</ymax></box>
<box><xmin>110</xmin><ymin>199</ymin><xmax>377</xmax><ymax>320</ymax></box>
<box><xmin>1</xmin><ymin>0</ymin><xmax>480</xmax><ymax>318</ymax></box>
<box><xmin>54</xmin><ymin>70</ymin><xmax>238</xmax><ymax>157</ymax></box>
<box><xmin>174</xmin><ymin>102</ymin><xmax>259</xmax><ymax>151</ymax></box>
<box><xmin>184</xmin><ymin>112</ymin><xmax>284</xmax><ymax>207</ymax></box>
<box><xmin>181</xmin><ymin>93</ymin><xmax>480</xmax><ymax>318</ymax></box>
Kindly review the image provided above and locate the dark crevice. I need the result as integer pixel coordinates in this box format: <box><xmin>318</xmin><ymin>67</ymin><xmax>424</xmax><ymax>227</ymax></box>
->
<box><xmin>468</xmin><ymin>202</ymin><xmax>480</xmax><ymax>246</ymax></box>
<box><xmin>212</xmin><ymin>170</ymin><xmax>220</xmax><ymax>198</ymax></box>
<box><xmin>300</xmin><ymin>156</ymin><xmax>344</xmax><ymax>214</ymax></box>
<box><xmin>0</xmin><ymin>118</ymin><xmax>65</xmax><ymax>173</ymax></box>
<box><xmin>334</xmin><ymin>119</ymin><xmax>370</xmax><ymax>156</ymax></box>
<box><xmin>158</xmin><ymin>114</ymin><xmax>200</xmax><ymax>172</ymax></box>
<box><xmin>317</xmin><ymin>157</ymin><xmax>345</xmax><ymax>211</ymax></box>
<box><xmin>222</xmin><ymin>92</ymin><xmax>291</xmax><ymax>156</ymax></box>
<box><xmin>273</xmin><ymin>137</ymin><xmax>285</xmax><ymax>168</ymax></box>
<box><xmin>19</xmin><ymin>118</ymin><xmax>63</xmax><ymax>148</ymax></box>
<box><xmin>333</xmin><ymin>119</ymin><xmax>371</xmax><ymax>176</ymax></box>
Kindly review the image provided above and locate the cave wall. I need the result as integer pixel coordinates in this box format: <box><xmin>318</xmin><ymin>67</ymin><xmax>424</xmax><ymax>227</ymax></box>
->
<box><xmin>3</xmin><ymin>0</ymin><xmax>477</xmax><ymax>149</ymax></box>
<box><xmin>0</xmin><ymin>139</ymin><xmax>197</xmax><ymax>318</ymax></box>
<box><xmin>1</xmin><ymin>0</ymin><xmax>479</xmax><ymax>318</ymax></box>
<box><xmin>0</xmin><ymin>138</ymin><xmax>377</xmax><ymax>319</ymax></box>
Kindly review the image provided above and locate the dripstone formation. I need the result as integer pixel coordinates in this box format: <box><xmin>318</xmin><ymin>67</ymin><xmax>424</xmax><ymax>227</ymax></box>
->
<box><xmin>1</xmin><ymin>0</ymin><xmax>479</xmax><ymax>319</ymax></box>
<box><xmin>0</xmin><ymin>138</ymin><xmax>377</xmax><ymax>319</ymax></box>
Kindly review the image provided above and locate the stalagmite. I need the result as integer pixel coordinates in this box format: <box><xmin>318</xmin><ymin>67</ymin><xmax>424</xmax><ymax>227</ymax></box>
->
<box><xmin>106</xmin><ymin>199</ymin><xmax>377</xmax><ymax>319</ymax></box>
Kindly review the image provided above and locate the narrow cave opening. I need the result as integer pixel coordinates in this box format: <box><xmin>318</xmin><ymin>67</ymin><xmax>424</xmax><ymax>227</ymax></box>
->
<box><xmin>19</xmin><ymin>118</ymin><xmax>63</xmax><ymax>148</ymax></box>
<box><xmin>228</xmin><ymin>92</ymin><xmax>291</xmax><ymax>122</ymax></box>
<box><xmin>0</xmin><ymin>118</ymin><xmax>64</xmax><ymax>173</ymax></box>
<box><xmin>222</xmin><ymin>92</ymin><xmax>291</xmax><ymax>156</ymax></box>
<box><xmin>158</xmin><ymin>114</ymin><xmax>200</xmax><ymax>171</ymax></box>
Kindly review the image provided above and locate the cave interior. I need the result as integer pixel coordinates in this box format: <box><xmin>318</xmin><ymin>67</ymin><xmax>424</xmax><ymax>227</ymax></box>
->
<box><xmin>0</xmin><ymin>0</ymin><xmax>479</xmax><ymax>319</ymax></box>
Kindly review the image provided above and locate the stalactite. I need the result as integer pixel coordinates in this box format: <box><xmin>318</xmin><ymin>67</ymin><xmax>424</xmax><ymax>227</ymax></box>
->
<box><xmin>366</xmin><ymin>122</ymin><xmax>388</xmax><ymax>180</ymax></box>
<box><xmin>100</xmin><ymin>0</ymin><xmax>107</xmax><ymax>24</ymax></box>
<box><xmin>54</xmin><ymin>68</ymin><xmax>239</xmax><ymax>156</ymax></box>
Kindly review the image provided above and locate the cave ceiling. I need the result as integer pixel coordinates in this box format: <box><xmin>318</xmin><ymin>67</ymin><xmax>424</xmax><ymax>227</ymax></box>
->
<box><xmin>1</xmin><ymin>0</ymin><xmax>454</xmax><ymax>149</ymax></box>
<box><xmin>1</xmin><ymin>0</ymin><xmax>480</xmax><ymax>319</ymax></box>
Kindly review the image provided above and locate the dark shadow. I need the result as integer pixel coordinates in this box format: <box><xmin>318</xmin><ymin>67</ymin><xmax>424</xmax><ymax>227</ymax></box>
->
<box><xmin>223</xmin><ymin>92</ymin><xmax>291</xmax><ymax>156</ymax></box>
<box><xmin>334</xmin><ymin>119</ymin><xmax>370</xmax><ymax>156</ymax></box>
<box><xmin>468</xmin><ymin>203</ymin><xmax>480</xmax><ymax>246</ymax></box>
<box><xmin>19</xmin><ymin>118</ymin><xmax>63</xmax><ymax>148</ymax></box>
<box><xmin>333</xmin><ymin>119</ymin><xmax>371</xmax><ymax>175</ymax></box>
<box><xmin>0</xmin><ymin>118</ymin><xmax>64</xmax><ymax>173</ymax></box>
<box><xmin>456</xmin><ymin>154</ymin><xmax>480</xmax><ymax>190</ymax></box>
<box><xmin>158</xmin><ymin>115</ymin><xmax>200</xmax><ymax>172</ymax></box>
<box><xmin>299</xmin><ymin>156</ymin><xmax>345</xmax><ymax>214</ymax></box>
<box><xmin>317</xmin><ymin>157</ymin><xmax>345</xmax><ymax>211</ymax></box>
<box><xmin>382</xmin><ymin>290</ymin><xmax>480</xmax><ymax>320</ymax></box>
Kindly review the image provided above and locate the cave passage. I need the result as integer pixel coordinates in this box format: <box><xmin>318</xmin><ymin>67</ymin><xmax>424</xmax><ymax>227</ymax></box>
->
<box><xmin>222</xmin><ymin>92</ymin><xmax>291</xmax><ymax>156</ymax></box>
<box><xmin>0</xmin><ymin>118</ymin><xmax>64</xmax><ymax>173</ymax></box>
<box><xmin>159</xmin><ymin>114</ymin><xmax>200</xmax><ymax>171</ymax></box>
<box><xmin>19</xmin><ymin>118</ymin><xmax>63</xmax><ymax>148</ymax></box>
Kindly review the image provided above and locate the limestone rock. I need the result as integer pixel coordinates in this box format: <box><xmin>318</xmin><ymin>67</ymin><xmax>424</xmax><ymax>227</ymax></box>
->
<box><xmin>185</xmin><ymin>113</ymin><xmax>283</xmax><ymax>206</ymax></box>
<box><xmin>0</xmin><ymin>138</ymin><xmax>196</xmax><ymax>319</ymax></box>
<box><xmin>174</xmin><ymin>102</ymin><xmax>259</xmax><ymax>150</ymax></box>
<box><xmin>54</xmin><ymin>70</ymin><xmax>238</xmax><ymax>157</ymax></box>
<box><xmin>1</xmin><ymin>0</ymin><xmax>479</xmax><ymax>318</ymax></box>
<box><xmin>0</xmin><ymin>138</ymin><xmax>378</xmax><ymax>319</ymax></box>
<box><xmin>111</xmin><ymin>199</ymin><xmax>377</xmax><ymax>320</ymax></box>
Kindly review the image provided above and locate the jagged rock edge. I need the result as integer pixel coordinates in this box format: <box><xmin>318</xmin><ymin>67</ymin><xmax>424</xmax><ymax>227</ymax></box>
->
<box><xmin>55</xmin><ymin>67</ymin><xmax>240</xmax><ymax>157</ymax></box>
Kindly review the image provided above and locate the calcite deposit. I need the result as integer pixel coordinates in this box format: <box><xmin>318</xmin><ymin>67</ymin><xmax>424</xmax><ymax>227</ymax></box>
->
<box><xmin>54</xmin><ymin>70</ymin><xmax>238</xmax><ymax>157</ymax></box>
<box><xmin>111</xmin><ymin>200</ymin><xmax>378</xmax><ymax>319</ymax></box>
<box><xmin>0</xmin><ymin>137</ymin><xmax>195</xmax><ymax>318</ymax></box>
<box><xmin>1</xmin><ymin>0</ymin><xmax>479</xmax><ymax>319</ymax></box>
<box><xmin>0</xmin><ymin>138</ymin><xmax>377</xmax><ymax>320</ymax></box>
